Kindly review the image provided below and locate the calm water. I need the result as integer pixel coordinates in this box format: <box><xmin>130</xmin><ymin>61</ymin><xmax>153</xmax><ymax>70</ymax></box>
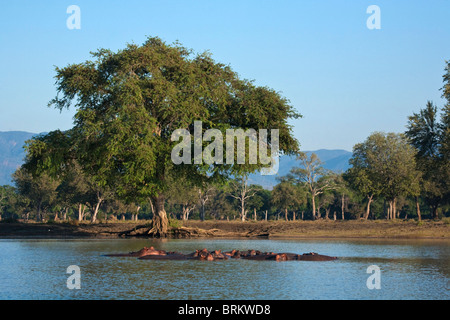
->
<box><xmin>0</xmin><ymin>238</ymin><xmax>448</xmax><ymax>300</ymax></box>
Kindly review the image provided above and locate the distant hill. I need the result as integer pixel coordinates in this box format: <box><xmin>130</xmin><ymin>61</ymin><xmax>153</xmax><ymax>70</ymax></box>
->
<box><xmin>248</xmin><ymin>149</ymin><xmax>352</xmax><ymax>189</ymax></box>
<box><xmin>0</xmin><ymin>131</ymin><xmax>352</xmax><ymax>188</ymax></box>
<box><xmin>0</xmin><ymin>131</ymin><xmax>39</xmax><ymax>186</ymax></box>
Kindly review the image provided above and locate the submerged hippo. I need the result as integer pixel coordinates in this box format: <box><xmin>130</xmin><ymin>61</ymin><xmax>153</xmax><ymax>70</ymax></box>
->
<box><xmin>187</xmin><ymin>248</ymin><xmax>229</xmax><ymax>261</ymax></box>
<box><xmin>105</xmin><ymin>247</ymin><xmax>337</xmax><ymax>261</ymax></box>
<box><xmin>297</xmin><ymin>252</ymin><xmax>338</xmax><ymax>261</ymax></box>
<box><xmin>105</xmin><ymin>246</ymin><xmax>167</xmax><ymax>258</ymax></box>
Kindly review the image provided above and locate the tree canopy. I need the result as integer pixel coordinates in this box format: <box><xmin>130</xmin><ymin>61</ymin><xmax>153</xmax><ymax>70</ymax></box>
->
<box><xmin>24</xmin><ymin>36</ymin><xmax>301</xmax><ymax>236</ymax></box>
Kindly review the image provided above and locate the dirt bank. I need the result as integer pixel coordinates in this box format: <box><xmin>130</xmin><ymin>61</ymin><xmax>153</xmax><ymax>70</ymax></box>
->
<box><xmin>0</xmin><ymin>219</ymin><xmax>448</xmax><ymax>239</ymax></box>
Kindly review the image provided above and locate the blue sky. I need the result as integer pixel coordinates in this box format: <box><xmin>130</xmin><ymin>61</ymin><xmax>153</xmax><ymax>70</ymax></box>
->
<box><xmin>0</xmin><ymin>0</ymin><xmax>449</xmax><ymax>151</ymax></box>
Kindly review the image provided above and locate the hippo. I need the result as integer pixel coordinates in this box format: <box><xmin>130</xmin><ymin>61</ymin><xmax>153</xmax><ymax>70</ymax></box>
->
<box><xmin>297</xmin><ymin>252</ymin><xmax>338</xmax><ymax>261</ymax></box>
<box><xmin>139</xmin><ymin>253</ymin><xmax>188</xmax><ymax>260</ymax></box>
<box><xmin>106</xmin><ymin>247</ymin><xmax>338</xmax><ymax>262</ymax></box>
<box><xmin>187</xmin><ymin>248</ymin><xmax>229</xmax><ymax>261</ymax></box>
<box><xmin>105</xmin><ymin>246</ymin><xmax>167</xmax><ymax>258</ymax></box>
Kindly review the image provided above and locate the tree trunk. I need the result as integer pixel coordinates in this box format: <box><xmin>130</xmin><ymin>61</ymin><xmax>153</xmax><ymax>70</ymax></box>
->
<box><xmin>430</xmin><ymin>204</ymin><xmax>438</xmax><ymax>219</ymax></box>
<box><xmin>91</xmin><ymin>198</ymin><xmax>102</xmax><ymax>223</ymax></box>
<box><xmin>201</xmin><ymin>203</ymin><xmax>205</xmax><ymax>221</ymax></box>
<box><xmin>78</xmin><ymin>203</ymin><xmax>85</xmax><ymax>222</ymax></box>
<box><xmin>241</xmin><ymin>197</ymin><xmax>246</xmax><ymax>221</ymax></box>
<box><xmin>135</xmin><ymin>205</ymin><xmax>140</xmax><ymax>221</ymax></box>
<box><xmin>293</xmin><ymin>211</ymin><xmax>296</xmax><ymax>221</ymax></box>
<box><xmin>37</xmin><ymin>201</ymin><xmax>42</xmax><ymax>222</ymax></box>
<box><xmin>393</xmin><ymin>198</ymin><xmax>397</xmax><ymax>220</ymax></box>
<box><xmin>254</xmin><ymin>208</ymin><xmax>257</xmax><ymax>221</ymax></box>
<box><xmin>387</xmin><ymin>200</ymin><xmax>395</xmax><ymax>220</ymax></box>
<box><xmin>285</xmin><ymin>208</ymin><xmax>288</xmax><ymax>221</ymax></box>
<box><xmin>325</xmin><ymin>208</ymin><xmax>330</xmax><ymax>220</ymax></box>
<box><xmin>311</xmin><ymin>194</ymin><xmax>316</xmax><ymax>220</ymax></box>
<box><xmin>150</xmin><ymin>194</ymin><xmax>168</xmax><ymax>237</ymax></box>
<box><xmin>265</xmin><ymin>210</ymin><xmax>268</xmax><ymax>221</ymax></box>
<box><xmin>341</xmin><ymin>194</ymin><xmax>345</xmax><ymax>220</ymax></box>
<box><xmin>363</xmin><ymin>194</ymin><xmax>374</xmax><ymax>220</ymax></box>
<box><xmin>415</xmin><ymin>197</ymin><xmax>421</xmax><ymax>221</ymax></box>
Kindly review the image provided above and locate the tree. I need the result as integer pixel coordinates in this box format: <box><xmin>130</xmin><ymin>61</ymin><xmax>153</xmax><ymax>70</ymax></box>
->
<box><xmin>345</xmin><ymin>146</ymin><xmax>384</xmax><ymax>220</ymax></box>
<box><xmin>228</xmin><ymin>175</ymin><xmax>257</xmax><ymax>221</ymax></box>
<box><xmin>288</xmin><ymin>153</ymin><xmax>335</xmax><ymax>219</ymax></box>
<box><xmin>166</xmin><ymin>175</ymin><xmax>198</xmax><ymax>221</ymax></box>
<box><xmin>246</xmin><ymin>185</ymin><xmax>270</xmax><ymax>221</ymax></box>
<box><xmin>0</xmin><ymin>185</ymin><xmax>17</xmax><ymax>221</ymax></box>
<box><xmin>27</xmin><ymin>36</ymin><xmax>300</xmax><ymax>236</ymax></box>
<box><xmin>198</xmin><ymin>184</ymin><xmax>215</xmax><ymax>221</ymax></box>
<box><xmin>271</xmin><ymin>181</ymin><xmax>304</xmax><ymax>221</ymax></box>
<box><xmin>348</xmin><ymin>132</ymin><xmax>421</xmax><ymax>220</ymax></box>
<box><xmin>405</xmin><ymin>102</ymin><xmax>446</xmax><ymax>218</ymax></box>
<box><xmin>404</xmin><ymin>60</ymin><xmax>450</xmax><ymax>218</ymax></box>
<box><xmin>12</xmin><ymin>168</ymin><xmax>59</xmax><ymax>221</ymax></box>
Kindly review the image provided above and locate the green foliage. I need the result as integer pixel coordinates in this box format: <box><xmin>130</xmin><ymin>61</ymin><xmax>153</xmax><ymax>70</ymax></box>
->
<box><xmin>168</xmin><ymin>218</ymin><xmax>182</xmax><ymax>229</ymax></box>
<box><xmin>42</xmin><ymin>36</ymin><xmax>301</xmax><ymax>205</ymax></box>
<box><xmin>347</xmin><ymin>132</ymin><xmax>420</xmax><ymax>201</ymax></box>
<box><xmin>404</xmin><ymin>62</ymin><xmax>450</xmax><ymax>217</ymax></box>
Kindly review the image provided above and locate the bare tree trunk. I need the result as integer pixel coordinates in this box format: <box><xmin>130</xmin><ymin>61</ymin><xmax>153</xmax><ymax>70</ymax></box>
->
<box><xmin>136</xmin><ymin>206</ymin><xmax>140</xmax><ymax>221</ymax></box>
<box><xmin>311</xmin><ymin>195</ymin><xmax>316</xmax><ymax>220</ymax></box>
<box><xmin>293</xmin><ymin>211</ymin><xmax>296</xmax><ymax>221</ymax></box>
<box><xmin>387</xmin><ymin>200</ymin><xmax>394</xmax><ymax>220</ymax></box>
<box><xmin>265</xmin><ymin>210</ymin><xmax>268</xmax><ymax>221</ymax></box>
<box><xmin>341</xmin><ymin>194</ymin><xmax>345</xmax><ymax>220</ymax></box>
<box><xmin>149</xmin><ymin>198</ymin><xmax>155</xmax><ymax>218</ymax></box>
<box><xmin>78</xmin><ymin>203</ymin><xmax>83</xmax><ymax>222</ymax></box>
<box><xmin>415</xmin><ymin>197</ymin><xmax>421</xmax><ymax>221</ymax></box>
<box><xmin>91</xmin><ymin>197</ymin><xmax>103</xmax><ymax>223</ymax></box>
<box><xmin>254</xmin><ymin>208</ymin><xmax>257</xmax><ymax>221</ymax></box>
<box><xmin>285</xmin><ymin>208</ymin><xmax>288</xmax><ymax>221</ymax></box>
<box><xmin>363</xmin><ymin>194</ymin><xmax>374</xmax><ymax>220</ymax></box>
<box><xmin>241</xmin><ymin>197</ymin><xmax>246</xmax><ymax>221</ymax></box>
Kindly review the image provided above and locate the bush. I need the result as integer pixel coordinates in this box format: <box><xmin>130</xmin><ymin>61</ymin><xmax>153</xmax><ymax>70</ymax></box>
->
<box><xmin>168</xmin><ymin>218</ymin><xmax>182</xmax><ymax>229</ymax></box>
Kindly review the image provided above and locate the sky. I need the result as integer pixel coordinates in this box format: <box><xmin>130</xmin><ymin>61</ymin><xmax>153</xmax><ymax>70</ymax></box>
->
<box><xmin>0</xmin><ymin>0</ymin><xmax>449</xmax><ymax>151</ymax></box>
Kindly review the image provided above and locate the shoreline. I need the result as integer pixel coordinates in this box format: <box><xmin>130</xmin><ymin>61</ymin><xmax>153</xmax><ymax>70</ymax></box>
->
<box><xmin>0</xmin><ymin>219</ymin><xmax>448</xmax><ymax>240</ymax></box>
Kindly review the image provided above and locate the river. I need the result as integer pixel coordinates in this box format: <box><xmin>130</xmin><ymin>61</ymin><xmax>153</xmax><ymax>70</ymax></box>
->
<box><xmin>0</xmin><ymin>238</ymin><xmax>448</xmax><ymax>300</ymax></box>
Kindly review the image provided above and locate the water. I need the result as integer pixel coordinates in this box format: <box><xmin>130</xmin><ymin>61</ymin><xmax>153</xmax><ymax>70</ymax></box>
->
<box><xmin>0</xmin><ymin>238</ymin><xmax>448</xmax><ymax>300</ymax></box>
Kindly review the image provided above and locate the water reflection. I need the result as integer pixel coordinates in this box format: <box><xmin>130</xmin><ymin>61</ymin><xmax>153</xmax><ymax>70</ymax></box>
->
<box><xmin>0</xmin><ymin>238</ymin><xmax>448</xmax><ymax>300</ymax></box>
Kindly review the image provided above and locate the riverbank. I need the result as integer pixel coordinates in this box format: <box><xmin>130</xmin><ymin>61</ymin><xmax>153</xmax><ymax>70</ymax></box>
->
<box><xmin>0</xmin><ymin>219</ymin><xmax>448</xmax><ymax>239</ymax></box>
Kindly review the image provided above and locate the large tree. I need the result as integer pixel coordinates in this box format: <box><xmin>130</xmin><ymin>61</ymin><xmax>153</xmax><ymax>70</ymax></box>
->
<box><xmin>404</xmin><ymin>61</ymin><xmax>450</xmax><ymax>217</ymax></box>
<box><xmin>348</xmin><ymin>132</ymin><xmax>421</xmax><ymax>219</ymax></box>
<box><xmin>26</xmin><ymin>36</ymin><xmax>301</xmax><ymax>236</ymax></box>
